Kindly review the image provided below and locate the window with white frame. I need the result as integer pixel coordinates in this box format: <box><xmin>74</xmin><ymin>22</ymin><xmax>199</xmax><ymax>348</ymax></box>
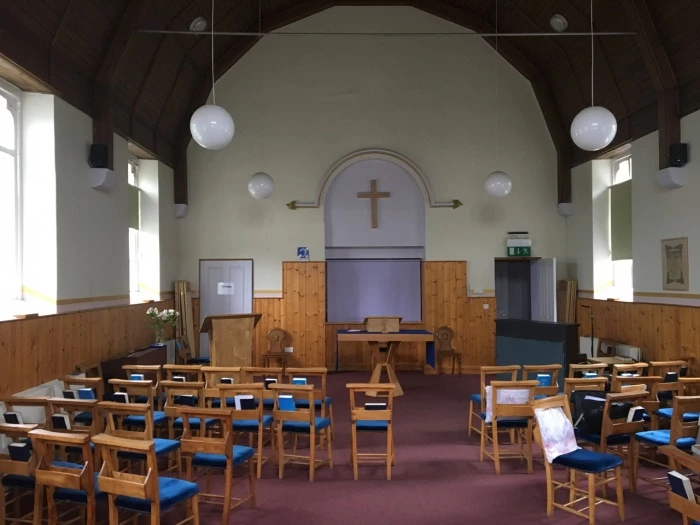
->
<box><xmin>609</xmin><ymin>153</ymin><xmax>633</xmax><ymax>302</ymax></box>
<box><xmin>0</xmin><ymin>82</ymin><xmax>20</xmax><ymax>302</ymax></box>
<box><xmin>128</xmin><ymin>159</ymin><xmax>141</xmax><ymax>295</ymax></box>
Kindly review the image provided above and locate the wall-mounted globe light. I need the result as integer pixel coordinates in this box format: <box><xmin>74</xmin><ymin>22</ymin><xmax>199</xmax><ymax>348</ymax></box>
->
<box><xmin>570</xmin><ymin>106</ymin><xmax>617</xmax><ymax>151</ymax></box>
<box><xmin>190</xmin><ymin>105</ymin><xmax>234</xmax><ymax>150</ymax></box>
<box><xmin>248</xmin><ymin>172</ymin><xmax>275</xmax><ymax>199</ymax></box>
<box><xmin>485</xmin><ymin>171</ymin><xmax>512</xmax><ymax>197</ymax></box>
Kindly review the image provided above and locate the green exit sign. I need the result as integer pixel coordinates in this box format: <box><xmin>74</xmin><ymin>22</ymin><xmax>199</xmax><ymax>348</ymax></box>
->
<box><xmin>507</xmin><ymin>246</ymin><xmax>531</xmax><ymax>257</ymax></box>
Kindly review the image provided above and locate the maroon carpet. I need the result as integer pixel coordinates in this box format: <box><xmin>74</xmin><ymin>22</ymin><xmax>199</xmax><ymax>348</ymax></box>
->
<box><xmin>165</xmin><ymin>372</ymin><xmax>679</xmax><ymax>525</ymax></box>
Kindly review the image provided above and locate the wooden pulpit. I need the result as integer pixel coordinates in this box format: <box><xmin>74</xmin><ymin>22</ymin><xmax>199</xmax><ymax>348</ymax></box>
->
<box><xmin>199</xmin><ymin>314</ymin><xmax>262</xmax><ymax>367</ymax></box>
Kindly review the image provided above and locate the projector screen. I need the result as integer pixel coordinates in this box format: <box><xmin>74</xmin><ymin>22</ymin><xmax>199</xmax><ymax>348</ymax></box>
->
<box><xmin>326</xmin><ymin>259</ymin><xmax>422</xmax><ymax>323</ymax></box>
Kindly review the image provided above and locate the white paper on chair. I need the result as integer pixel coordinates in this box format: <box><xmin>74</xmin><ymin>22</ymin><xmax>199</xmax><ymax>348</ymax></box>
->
<box><xmin>534</xmin><ymin>407</ymin><xmax>580</xmax><ymax>463</ymax></box>
<box><xmin>484</xmin><ymin>385</ymin><xmax>530</xmax><ymax>424</ymax></box>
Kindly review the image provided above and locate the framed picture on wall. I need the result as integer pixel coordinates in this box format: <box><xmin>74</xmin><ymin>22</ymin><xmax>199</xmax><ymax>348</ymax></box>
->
<box><xmin>661</xmin><ymin>237</ymin><xmax>689</xmax><ymax>291</ymax></box>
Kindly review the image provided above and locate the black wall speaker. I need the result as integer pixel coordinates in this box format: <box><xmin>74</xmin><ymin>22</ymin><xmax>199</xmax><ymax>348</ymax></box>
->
<box><xmin>88</xmin><ymin>144</ymin><xmax>109</xmax><ymax>168</ymax></box>
<box><xmin>669</xmin><ymin>143</ymin><xmax>688</xmax><ymax>167</ymax></box>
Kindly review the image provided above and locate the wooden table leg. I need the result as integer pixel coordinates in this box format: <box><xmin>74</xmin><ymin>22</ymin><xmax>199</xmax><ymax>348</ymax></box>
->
<box><xmin>367</xmin><ymin>342</ymin><xmax>404</xmax><ymax>397</ymax></box>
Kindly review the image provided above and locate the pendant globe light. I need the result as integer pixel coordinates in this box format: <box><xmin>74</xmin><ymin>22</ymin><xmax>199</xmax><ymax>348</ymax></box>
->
<box><xmin>190</xmin><ymin>0</ymin><xmax>234</xmax><ymax>150</ymax></box>
<box><xmin>485</xmin><ymin>0</ymin><xmax>512</xmax><ymax>197</ymax></box>
<box><xmin>570</xmin><ymin>0</ymin><xmax>617</xmax><ymax>151</ymax></box>
<box><xmin>248</xmin><ymin>172</ymin><xmax>275</xmax><ymax>199</ymax></box>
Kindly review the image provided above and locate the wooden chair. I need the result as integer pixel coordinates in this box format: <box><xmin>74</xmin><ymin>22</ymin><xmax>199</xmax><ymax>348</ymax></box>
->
<box><xmin>219</xmin><ymin>383</ymin><xmax>275</xmax><ymax>478</ymax></box>
<box><xmin>63</xmin><ymin>376</ymin><xmax>105</xmax><ymax>401</ymax></box>
<box><xmin>99</xmin><ymin>401</ymin><xmax>182</xmax><ymax>476</ymax></box>
<box><xmin>241</xmin><ymin>367</ymin><xmax>283</xmax><ymax>411</ymax></box>
<box><xmin>285</xmin><ymin>367</ymin><xmax>335</xmax><ymax>441</ymax></box>
<box><xmin>163</xmin><ymin>364</ymin><xmax>204</xmax><ymax>383</ymax></box>
<box><xmin>160</xmin><ymin>380</ymin><xmax>210</xmax><ymax>439</ymax></box>
<box><xmin>261</xmin><ymin>328</ymin><xmax>288</xmax><ymax>373</ymax></box>
<box><xmin>74</xmin><ymin>361</ymin><xmax>102</xmax><ymax>379</ymax></box>
<box><xmin>347</xmin><ymin>383</ymin><xmax>395</xmax><ymax>480</ymax></box>
<box><xmin>122</xmin><ymin>365</ymin><xmax>164</xmax><ymax>409</ymax></box>
<box><xmin>522</xmin><ymin>364</ymin><xmax>563</xmax><ymax>397</ymax></box>
<box><xmin>435</xmin><ymin>326</ymin><xmax>462</xmax><ymax>375</ymax></box>
<box><xmin>201</xmin><ymin>366</ymin><xmax>243</xmax><ymax>408</ymax></box>
<box><xmin>568</xmin><ymin>362</ymin><xmax>608</xmax><ymax>378</ymax></box>
<box><xmin>47</xmin><ymin>397</ymin><xmax>102</xmax><ymax>437</ymax></box>
<box><xmin>109</xmin><ymin>379</ymin><xmax>169</xmax><ymax>431</ymax></box>
<box><xmin>468</xmin><ymin>365</ymin><xmax>520</xmax><ymax>438</ymax></box>
<box><xmin>642</xmin><ymin>378</ymin><xmax>684</xmax><ymax>430</ymax></box>
<box><xmin>563</xmin><ymin>377</ymin><xmax>608</xmax><ymax>399</ymax></box>
<box><xmin>648</xmin><ymin>360</ymin><xmax>688</xmax><ymax>378</ymax></box>
<box><xmin>179</xmin><ymin>407</ymin><xmax>256</xmax><ymax>524</ymax></box>
<box><xmin>1</xmin><ymin>397</ymin><xmax>51</xmax><ymax>427</ymax></box>
<box><xmin>609</xmin><ymin>363</ymin><xmax>649</xmax><ymax>392</ymax></box>
<box><xmin>0</xmin><ymin>422</ymin><xmax>39</xmax><ymax>525</ymax></box>
<box><xmin>532</xmin><ymin>395</ymin><xmax>624</xmax><ymax>525</ymax></box>
<box><xmin>633</xmin><ymin>395</ymin><xmax>700</xmax><ymax>490</ymax></box>
<box><xmin>92</xmin><ymin>432</ymin><xmax>200</xmax><ymax>525</ymax></box>
<box><xmin>480</xmin><ymin>380</ymin><xmax>538</xmax><ymax>475</ymax></box>
<box><xmin>659</xmin><ymin>445</ymin><xmax>700</xmax><ymax>524</ymax></box>
<box><xmin>609</xmin><ymin>375</ymin><xmax>662</xmax><ymax>394</ymax></box>
<box><xmin>269</xmin><ymin>384</ymin><xmax>333</xmax><ymax>481</ymax></box>
<box><xmin>30</xmin><ymin>429</ymin><xmax>105</xmax><ymax>525</ymax></box>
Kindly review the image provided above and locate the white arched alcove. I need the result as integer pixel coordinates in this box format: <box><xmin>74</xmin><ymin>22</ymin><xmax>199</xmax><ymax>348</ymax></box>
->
<box><xmin>324</xmin><ymin>157</ymin><xmax>426</xmax><ymax>259</ymax></box>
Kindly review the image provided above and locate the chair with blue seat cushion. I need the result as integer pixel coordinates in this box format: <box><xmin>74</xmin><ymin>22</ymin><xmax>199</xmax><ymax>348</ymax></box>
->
<box><xmin>92</xmin><ymin>432</ymin><xmax>200</xmax><ymax>525</ymax></box>
<box><xmin>660</xmin><ymin>445</ymin><xmax>700</xmax><ymax>525</ymax></box>
<box><xmin>201</xmin><ymin>365</ymin><xmax>243</xmax><ymax>409</ymax></box>
<box><xmin>99</xmin><ymin>401</ymin><xmax>182</xmax><ymax>476</ymax></box>
<box><xmin>219</xmin><ymin>383</ymin><xmax>276</xmax><ymax>479</ymax></box>
<box><xmin>109</xmin><ymin>378</ymin><xmax>169</xmax><ymax>432</ymax></box>
<box><xmin>47</xmin><ymin>397</ymin><xmax>102</xmax><ymax>439</ymax></box>
<box><xmin>609</xmin><ymin>362</ymin><xmax>650</xmax><ymax>392</ymax></box>
<box><xmin>241</xmin><ymin>366</ymin><xmax>283</xmax><ymax>411</ymax></box>
<box><xmin>29</xmin><ymin>429</ymin><xmax>103</xmax><ymax>525</ymax></box>
<box><xmin>179</xmin><ymin>407</ymin><xmax>255</xmax><ymax>524</ymax></box>
<box><xmin>62</xmin><ymin>376</ymin><xmax>104</xmax><ymax>404</ymax></box>
<box><xmin>532</xmin><ymin>395</ymin><xmax>625</xmax><ymax>525</ymax></box>
<box><xmin>633</xmin><ymin>395</ymin><xmax>700</xmax><ymax>490</ymax></box>
<box><xmin>161</xmin><ymin>379</ymin><xmax>208</xmax><ymax>440</ymax></box>
<box><xmin>469</xmin><ymin>365</ymin><xmax>521</xmax><ymax>439</ymax></box>
<box><xmin>285</xmin><ymin>367</ymin><xmax>335</xmax><ymax>442</ymax></box>
<box><xmin>522</xmin><ymin>364</ymin><xmax>563</xmax><ymax>398</ymax></box>
<box><xmin>347</xmin><ymin>383</ymin><xmax>395</xmax><ymax>480</ymax></box>
<box><xmin>0</xmin><ymin>422</ymin><xmax>40</xmax><ymax>524</ymax></box>
<box><xmin>122</xmin><ymin>364</ymin><xmax>164</xmax><ymax>409</ymax></box>
<box><xmin>163</xmin><ymin>364</ymin><xmax>205</xmax><ymax>383</ymax></box>
<box><xmin>480</xmin><ymin>380</ymin><xmax>538</xmax><ymax>475</ymax></box>
<box><xmin>568</xmin><ymin>362</ymin><xmax>608</xmax><ymax>379</ymax></box>
<box><xmin>270</xmin><ymin>383</ymin><xmax>333</xmax><ymax>482</ymax></box>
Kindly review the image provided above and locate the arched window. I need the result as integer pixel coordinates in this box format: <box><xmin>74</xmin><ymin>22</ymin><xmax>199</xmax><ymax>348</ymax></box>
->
<box><xmin>0</xmin><ymin>80</ymin><xmax>20</xmax><ymax>301</ymax></box>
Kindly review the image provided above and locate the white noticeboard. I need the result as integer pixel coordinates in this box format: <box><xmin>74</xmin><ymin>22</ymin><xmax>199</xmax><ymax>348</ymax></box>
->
<box><xmin>217</xmin><ymin>282</ymin><xmax>235</xmax><ymax>295</ymax></box>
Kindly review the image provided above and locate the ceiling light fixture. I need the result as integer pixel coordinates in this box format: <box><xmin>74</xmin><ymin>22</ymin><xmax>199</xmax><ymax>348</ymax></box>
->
<box><xmin>549</xmin><ymin>14</ymin><xmax>568</xmax><ymax>33</ymax></box>
<box><xmin>189</xmin><ymin>0</ymin><xmax>234</xmax><ymax>150</ymax></box>
<box><xmin>570</xmin><ymin>0</ymin><xmax>617</xmax><ymax>151</ymax></box>
<box><xmin>189</xmin><ymin>16</ymin><xmax>208</xmax><ymax>32</ymax></box>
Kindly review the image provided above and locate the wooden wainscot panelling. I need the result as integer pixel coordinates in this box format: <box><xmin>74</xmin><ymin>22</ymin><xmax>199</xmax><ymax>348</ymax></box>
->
<box><xmin>577</xmin><ymin>298</ymin><xmax>700</xmax><ymax>374</ymax></box>
<box><xmin>0</xmin><ymin>300</ymin><xmax>174</xmax><ymax>396</ymax></box>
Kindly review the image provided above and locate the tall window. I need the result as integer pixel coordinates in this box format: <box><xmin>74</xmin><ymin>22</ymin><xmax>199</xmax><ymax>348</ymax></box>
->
<box><xmin>128</xmin><ymin>159</ymin><xmax>141</xmax><ymax>296</ymax></box>
<box><xmin>0</xmin><ymin>82</ymin><xmax>20</xmax><ymax>301</ymax></box>
<box><xmin>609</xmin><ymin>154</ymin><xmax>633</xmax><ymax>302</ymax></box>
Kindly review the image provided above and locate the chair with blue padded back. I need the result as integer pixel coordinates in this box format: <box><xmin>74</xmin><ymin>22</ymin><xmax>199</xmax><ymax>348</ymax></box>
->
<box><xmin>92</xmin><ymin>432</ymin><xmax>200</xmax><ymax>525</ymax></box>
<box><xmin>122</xmin><ymin>365</ymin><xmax>164</xmax><ymax>410</ymax></box>
<box><xmin>0</xmin><ymin>422</ymin><xmax>40</xmax><ymax>524</ymax></box>
<box><xmin>241</xmin><ymin>366</ymin><xmax>283</xmax><ymax>412</ymax></box>
<box><xmin>468</xmin><ymin>365</ymin><xmax>520</xmax><ymax>439</ymax></box>
<box><xmin>201</xmin><ymin>366</ymin><xmax>243</xmax><ymax>408</ymax></box>
<box><xmin>347</xmin><ymin>383</ymin><xmax>395</xmax><ymax>480</ymax></box>
<box><xmin>179</xmin><ymin>406</ymin><xmax>256</xmax><ymax>525</ymax></box>
<box><xmin>219</xmin><ymin>382</ymin><xmax>275</xmax><ymax>479</ymax></box>
<box><xmin>532</xmin><ymin>395</ymin><xmax>625</xmax><ymax>525</ymax></box>
<box><xmin>270</xmin><ymin>383</ymin><xmax>333</xmax><ymax>482</ymax></box>
<box><xmin>522</xmin><ymin>364</ymin><xmax>563</xmax><ymax>399</ymax></box>
<box><xmin>633</xmin><ymin>395</ymin><xmax>700</xmax><ymax>490</ymax></box>
<box><xmin>480</xmin><ymin>380</ymin><xmax>538</xmax><ymax>475</ymax></box>
<box><xmin>659</xmin><ymin>445</ymin><xmax>700</xmax><ymax>525</ymax></box>
<box><xmin>285</xmin><ymin>367</ymin><xmax>335</xmax><ymax>441</ymax></box>
<box><xmin>30</xmin><ymin>429</ymin><xmax>105</xmax><ymax>525</ymax></box>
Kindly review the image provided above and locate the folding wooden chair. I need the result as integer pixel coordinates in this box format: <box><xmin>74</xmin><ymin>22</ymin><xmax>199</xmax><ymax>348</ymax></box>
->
<box><xmin>659</xmin><ymin>445</ymin><xmax>700</xmax><ymax>524</ymax></box>
<box><xmin>241</xmin><ymin>367</ymin><xmax>283</xmax><ymax>411</ymax></box>
<box><xmin>121</xmin><ymin>365</ymin><xmax>164</xmax><ymax>409</ymax></box>
<box><xmin>468</xmin><ymin>365</ymin><xmax>520</xmax><ymax>438</ymax></box>
<box><xmin>568</xmin><ymin>362</ymin><xmax>608</xmax><ymax>378</ymax></box>
<box><xmin>0</xmin><ymin>422</ymin><xmax>39</xmax><ymax>524</ymax></box>
<box><xmin>163</xmin><ymin>364</ymin><xmax>204</xmax><ymax>383</ymax></box>
<box><xmin>285</xmin><ymin>367</ymin><xmax>335</xmax><ymax>441</ymax></box>
<box><xmin>201</xmin><ymin>366</ymin><xmax>243</xmax><ymax>408</ymax></box>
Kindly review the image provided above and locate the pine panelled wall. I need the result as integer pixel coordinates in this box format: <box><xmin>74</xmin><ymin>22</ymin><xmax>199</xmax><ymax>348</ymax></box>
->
<box><xmin>193</xmin><ymin>261</ymin><xmax>496</xmax><ymax>372</ymax></box>
<box><xmin>577</xmin><ymin>299</ymin><xmax>700</xmax><ymax>372</ymax></box>
<box><xmin>0</xmin><ymin>300</ymin><xmax>174</xmax><ymax>396</ymax></box>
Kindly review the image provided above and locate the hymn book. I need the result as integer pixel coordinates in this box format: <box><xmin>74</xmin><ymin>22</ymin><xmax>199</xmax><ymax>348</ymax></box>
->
<box><xmin>365</xmin><ymin>402</ymin><xmax>387</xmax><ymax>410</ymax></box>
<box><xmin>63</xmin><ymin>390</ymin><xmax>76</xmax><ymax>399</ymax></box>
<box><xmin>668</xmin><ymin>471</ymin><xmax>696</xmax><ymax>501</ymax></box>
<box><xmin>4</xmin><ymin>412</ymin><xmax>24</xmax><ymax>425</ymax></box>
<box><xmin>51</xmin><ymin>414</ymin><xmax>71</xmax><ymax>430</ymax></box>
<box><xmin>278</xmin><ymin>395</ymin><xmax>296</xmax><ymax>411</ymax></box>
<box><xmin>234</xmin><ymin>395</ymin><xmax>256</xmax><ymax>411</ymax></box>
<box><xmin>130</xmin><ymin>374</ymin><xmax>145</xmax><ymax>381</ymax></box>
<box><xmin>8</xmin><ymin>442</ymin><xmax>31</xmax><ymax>462</ymax></box>
<box><xmin>264</xmin><ymin>378</ymin><xmax>277</xmax><ymax>389</ymax></box>
<box><xmin>627</xmin><ymin>406</ymin><xmax>645</xmax><ymax>422</ymax></box>
<box><xmin>113</xmin><ymin>392</ymin><xmax>129</xmax><ymax>403</ymax></box>
<box><xmin>220</xmin><ymin>377</ymin><xmax>234</xmax><ymax>385</ymax></box>
<box><xmin>292</xmin><ymin>377</ymin><xmax>307</xmax><ymax>385</ymax></box>
<box><xmin>78</xmin><ymin>388</ymin><xmax>96</xmax><ymax>400</ymax></box>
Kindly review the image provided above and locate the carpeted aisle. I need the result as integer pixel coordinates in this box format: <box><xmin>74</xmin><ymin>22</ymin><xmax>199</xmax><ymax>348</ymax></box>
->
<box><xmin>165</xmin><ymin>372</ymin><xmax>679</xmax><ymax>525</ymax></box>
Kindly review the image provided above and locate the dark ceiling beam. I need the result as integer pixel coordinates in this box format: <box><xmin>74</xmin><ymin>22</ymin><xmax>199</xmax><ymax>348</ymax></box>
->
<box><xmin>623</xmin><ymin>0</ymin><xmax>679</xmax><ymax>169</ymax></box>
<box><xmin>49</xmin><ymin>0</ymin><xmax>74</xmax><ymax>79</ymax></box>
<box><xmin>155</xmin><ymin>54</ymin><xmax>186</xmax><ymax>132</ymax></box>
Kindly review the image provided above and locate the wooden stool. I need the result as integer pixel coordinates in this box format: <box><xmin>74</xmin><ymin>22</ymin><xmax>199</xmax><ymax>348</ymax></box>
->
<box><xmin>436</xmin><ymin>326</ymin><xmax>462</xmax><ymax>375</ymax></box>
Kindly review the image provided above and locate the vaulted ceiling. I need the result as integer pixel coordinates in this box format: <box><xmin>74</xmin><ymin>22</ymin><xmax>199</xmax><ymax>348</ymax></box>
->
<box><xmin>1</xmin><ymin>0</ymin><xmax>699</xmax><ymax>204</ymax></box>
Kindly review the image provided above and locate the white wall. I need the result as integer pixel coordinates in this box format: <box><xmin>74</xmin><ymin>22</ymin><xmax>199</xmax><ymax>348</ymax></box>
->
<box><xmin>158</xmin><ymin>162</ymin><xmax>178</xmax><ymax>293</ymax></box>
<box><xmin>54</xmin><ymin>98</ymin><xmax>129</xmax><ymax>304</ymax></box>
<box><xmin>566</xmin><ymin>162</ymin><xmax>594</xmax><ymax>293</ymax></box>
<box><xmin>181</xmin><ymin>6</ymin><xmax>564</xmax><ymax>293</ymax></box>
<box><xmin>592</xmin><ymin>160</ymin><xmax>613</xmax><ymax>297</ymax></box>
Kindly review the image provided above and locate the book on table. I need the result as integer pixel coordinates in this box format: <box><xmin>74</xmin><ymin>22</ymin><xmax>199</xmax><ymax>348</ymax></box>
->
<box><xmin>51</xmin><ymin>414</ymin><xmax>71</xmax><ymax>430</ymax></box>
<box><xmin>78</xmin><ymin>388</ymin><xmax>96</xmax><ymax>400</ymax></box>
<box><xmin>8</xmin><ymin>442</ymin><xmax>31</xmax><ymax>462</ymax></box>
<box><xmin>234</xmin><ymin>394</ymin><xmax>256</xmax><ymax>411</ymax></box>
<box><xmin>278</xmin><ymin>394</ymin><xmax>296</xmax><ymax>411</ymax></box>
<box><xmin>4</xmin><ymin>411</ymin><xmax>24</xmax><ymax>425</ymax></box>
<box><xmin>668</xmin><ymin>470</ymin><xmax>696</xmax><ymax>501</ymax></box>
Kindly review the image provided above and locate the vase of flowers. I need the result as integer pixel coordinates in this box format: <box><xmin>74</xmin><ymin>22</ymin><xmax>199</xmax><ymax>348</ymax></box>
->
<box><xmin>146</xmin><ymin>307</ymin><xmax>180</xmax><ymax>344</ymax></box>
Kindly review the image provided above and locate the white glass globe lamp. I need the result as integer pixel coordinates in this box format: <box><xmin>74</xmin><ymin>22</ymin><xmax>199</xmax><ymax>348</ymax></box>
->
<box><xmin>190</xmin><ymin>105</ymin><xmax>234</xmax><ymax>150</ymax></box>
<box><xmin>248</xmin><ymin>172</ymin><xmax>275</xmax><ymax>200</ymax></box>
<box><xmin>570</xmin><ymin>106</ymin><xmax>617</xmax><ymax>151</ymax></box>
<box><xmin>485</xmin><ymin>171</ymin><xmax>512</xmax><ymax>197</ymax></box>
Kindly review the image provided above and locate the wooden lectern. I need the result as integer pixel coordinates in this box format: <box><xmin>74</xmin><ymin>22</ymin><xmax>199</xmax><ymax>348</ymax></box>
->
<box><xmin>199</xmin><ymin>314</ymin><xmax>262</xmax><ymax>367</ymax></box>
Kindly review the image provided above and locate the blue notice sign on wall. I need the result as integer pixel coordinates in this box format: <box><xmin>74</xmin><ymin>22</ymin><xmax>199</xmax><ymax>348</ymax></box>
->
<box><xmin>297</xmin><ymin>247</ymin><xmax>309</xmax><ymax>260</ymax></box>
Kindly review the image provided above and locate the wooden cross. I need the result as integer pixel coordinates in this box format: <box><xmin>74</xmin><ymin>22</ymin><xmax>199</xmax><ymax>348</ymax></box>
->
<box><xmin>357</xmin><ymin>180</ymin><xmax>390</xmax><ymax>229</ymax></box>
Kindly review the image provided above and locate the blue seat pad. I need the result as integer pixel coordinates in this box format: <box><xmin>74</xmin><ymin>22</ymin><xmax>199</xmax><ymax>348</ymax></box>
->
<box><xmin>115</xmin><ymin>476</ymin><xmax>199</xmax><ymax>514</ymax></box>
<box><xmin>233</xmin><ymin>415</ymin><xmax>274</xmax><ymax>432</ymax></box>
<box><xmin>123</xmin><ymin>411</ymin><xmax>168</xmax><ymax>427</ymax></box>
<box><xmin>173</xmin><ymin>417</ymin><xmax>216</xmax><ymax>428</ymax></box>
<box><xmin>479</xmin><ymin>412</ymin><xmax>529</xmax><ymax>428</ymax></box>
<box><xmin>74</xmin><ymin>412</ymin><xmax>93</xmax><ymax>424</ymax></box>
<box><xmin>634</xmin><ymin>429</ymin><xmax>696</xmax><ymax>449</ymax></box>
<box><xmin>282</xmin><ymin>417</ymin><xmax>331</xmax><ymax>433</ymax></box>
<box><xmin>134</xmin><ymin>393</ymin><xmax>167</xmax><ymax>406</ymax></box>
<box><xmin>577</xmin><ymin>432</ymin><xmax>630</xmax><ymax>446</ymax></box>
<box><xmin>191</xmin><ymin>446</ymin><xmax>256</xmax><ymax>469</ymax></box>
<box><xmin>118</xmin><ymin>438</ymin><xmax>180</xmax><ymax>460</ymax></box>
<box><xmin>356</xmin><ymin>420</ymin><xmax>389</xmax><ymax>431</ymax></box>
<box><xmin>211</xmin><ymin>397</ymin><xmax>237</xmax><ymax>408</ymax></box>
<box><xmin>2</xmin><ymin>474</ymin><xmax>35</xmax><ymax>489</ymax></box>
<box><xmin>294</xmin><ymin>397</ymin><xmax>333</xmax><ymax>409</ymax></box>
<box><xmin>552</xmin><ymin>448</ymin><xmax>623</xmax><ymax>474</ymax></box>
<box><xmin>533</xmin><ymin>394</ymin><xmax>548</xmax><ymax>400</ymax></box>
<box><xmin>658</xmin><ymin>408</ymin><xmax>700</xmax><ymax>422</ymax></box>
<box><xmin>469</xmin><ymin>393</ymin><xmax>481</xmax><ymax>404</ymax></box>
